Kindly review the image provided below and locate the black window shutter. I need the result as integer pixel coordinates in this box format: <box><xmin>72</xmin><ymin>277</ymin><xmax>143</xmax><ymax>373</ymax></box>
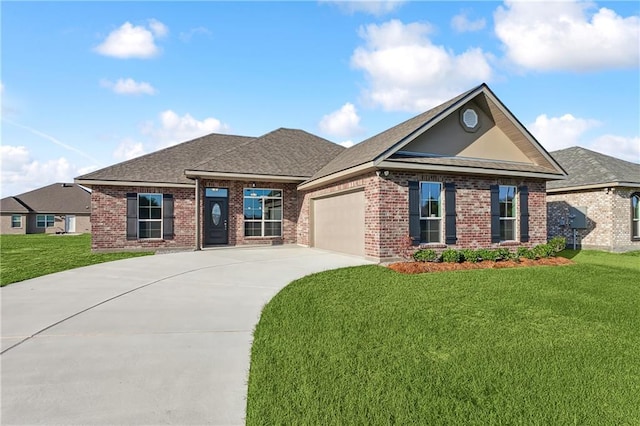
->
<box><xmin>519</xmin><ymin>186</ymin><xmax>529</xmax><ymax>243</ymax></box>
<box><xmin>444</xmin><ymin>183</ymin><xmax>457</xmax><ymax>245</ymax></box>
<box><xmin>126</xmin><ymin>193</ymin><xmax>137</xmax><ymax>240</ymax></box>
<box><xmin>490</xmin><ymin>185</ymin><xmax>500</xmax><ymax>243</ymax></box>
<box><xmin>163</xmin><ymin>194</ymin><xmax>174</xmax><ymax>240</ymax></box>
<box><xmin>408</xmin><ymin>181</ymin><xmax>420</xmax><ymax>246</ymax></box>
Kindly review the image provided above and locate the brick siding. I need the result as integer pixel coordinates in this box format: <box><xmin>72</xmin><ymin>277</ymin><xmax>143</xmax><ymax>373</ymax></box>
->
<box><xmin>547</xmin><ymin>186</ymin><xmax>640</xmax><ymax>252</ymax></box>
<box><xmin>299</xmin><ymin>171</ymin><xmax>547</xmax><ymax>260</ymax></box>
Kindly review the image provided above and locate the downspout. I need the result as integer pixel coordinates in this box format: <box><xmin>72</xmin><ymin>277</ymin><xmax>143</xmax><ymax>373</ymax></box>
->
<box><xmin>195</xmin><ymin>178</ymin><xmax>201</xmax><ymax>250</ymax></box>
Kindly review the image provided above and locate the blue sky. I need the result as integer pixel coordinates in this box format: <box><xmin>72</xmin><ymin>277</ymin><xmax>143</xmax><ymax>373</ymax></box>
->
<box><xmin>2</xmin><ymin>1</ymin><xmax>639</xmax><ymax>196</ymax></box>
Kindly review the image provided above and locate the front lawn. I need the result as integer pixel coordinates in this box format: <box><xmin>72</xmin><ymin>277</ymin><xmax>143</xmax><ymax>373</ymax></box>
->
<box><xmin>247</xmin><ymin>250</ymin><xmax>640</xmax><ymax>424</ymax></box>
<box><xmin>0</xmin><ymin>234</ymin><xmax>153</xmax><ymax>286</ymax></box>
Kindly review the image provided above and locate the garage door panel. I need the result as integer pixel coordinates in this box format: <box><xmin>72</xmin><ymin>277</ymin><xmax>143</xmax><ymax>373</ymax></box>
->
<box><xmin>313</xmin><ymin>190</ymin><xmax>365</xmax><ymax>257</ymax></box>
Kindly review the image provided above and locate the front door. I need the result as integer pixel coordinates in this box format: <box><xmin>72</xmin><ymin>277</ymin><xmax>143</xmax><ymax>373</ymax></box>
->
<box><xmin>65</xmin><ymin>215</ymin><xmax>76</xmax><ymax>233</ymax></box>
<box><xmin>204</xmin><ymin>197</ymin><xmax>228</xmax><ymax>245</ymax></box>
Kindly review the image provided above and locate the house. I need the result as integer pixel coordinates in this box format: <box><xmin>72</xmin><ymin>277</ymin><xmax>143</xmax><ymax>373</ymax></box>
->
<box><xmin>0</xmin><ymin>183</ymin><xmax>91</xmax><ymax>234</ymax></box>
<box><xmin>76</xmin><ymin>84</ymin><xmax>566</xmax><ymax>261</ymax></box>
<box><xmin>547</xmin><ymin>147</ymin><xmax>640</xmax><ymax>252</ymax></box>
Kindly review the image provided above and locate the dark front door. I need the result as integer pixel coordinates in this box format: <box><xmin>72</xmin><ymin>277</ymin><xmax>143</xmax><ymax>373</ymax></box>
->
<box><xmin>204</xmin><ymin>197</ymin><xmax>228</xmax><ymax>245</ymax></box>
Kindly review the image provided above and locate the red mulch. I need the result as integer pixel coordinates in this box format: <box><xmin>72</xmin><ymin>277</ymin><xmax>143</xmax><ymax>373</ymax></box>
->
<box><xmin>388</xmin><ymin>257</ymin><xmax>574</xmax><ymax>274</ymax></box>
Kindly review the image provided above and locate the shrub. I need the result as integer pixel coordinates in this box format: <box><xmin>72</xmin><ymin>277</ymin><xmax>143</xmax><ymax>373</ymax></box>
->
<box><xmin>495</xmin><ymin>248</ymin><xmax>513</xmax><ymax>261</ymax></box>
<box><xmin>517</xmin><ymin>246</ymin><xmax>536</xmax><ymax>260</ymax></box>
<box><xmin>548</xmin><ymin>236</ymin><xmax>566</xmax><ymax>253</ymax></box>
<box><xmin>441</xmin><ymin>248</ymin><xmax>462</xmax><ymax>263</ymax></box>
<box><xmin>413</xmin><ymin>249</ymin><xmax>438</xmax><ymax>262</ymax></box>
<box><xmin>461</xmin><ymin>249</ymin><xmax>480</xmax><ymax>263</ymax></box>
<box><xmin>533</xmin><ymin>243</ymin><xmax>555</xmax><ymax>259</ymax></box>
<box><xmin>477</xmin><ymin>248</ymin><xmax>500</xmax><ymax>261</ymax></box>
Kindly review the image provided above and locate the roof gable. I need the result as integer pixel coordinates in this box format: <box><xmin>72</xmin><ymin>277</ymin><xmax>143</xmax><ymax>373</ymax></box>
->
<box><xmin>547</xmin><ymin>147</ymin><xmax>640</xmax><ymax>191</ymax></box>
<box><xmin>4</xmin><ymin>183</ymin><xmax>91</xmax><ymax>214</ymax></box>
<box><xmin>302</xmin><ymin>84</ymin><xmax>566</xmax><ymax>189</ymax></box>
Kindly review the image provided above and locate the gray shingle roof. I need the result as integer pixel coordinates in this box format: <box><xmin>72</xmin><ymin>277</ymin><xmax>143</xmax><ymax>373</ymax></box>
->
<box><xmin>307</xmin><ymin>86</ymin><xmax>477</xmax><ymax>182</ymax></box>
<box><xmin>1</xmin><ymin>183</ymin><xmax>91</xmax><ymax>214</ymax></box>
<box><xmin>77</xmin><ymin>133</ymin><xmax>254</xmax><ymax>185</ymax></box>
<box><xmin>188</xmin><ymin>128</ymin><xmax>344</xmax><ymax>177</ymax></box>
<box><xmin>0</xmin><ymin>197</ymin><xmax>30</xmax><ymax>213</ymax></box>
<box><xmin>547</xmin><ymin>147</ymin><xmax>640</xmax><ymax>190</ymax></box>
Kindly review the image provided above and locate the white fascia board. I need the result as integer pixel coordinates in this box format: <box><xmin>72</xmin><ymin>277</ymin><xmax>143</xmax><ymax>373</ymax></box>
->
<box><xmin>184</xmin><ymin>170</ymin><xmax>307</xmax><ymax>183</ymax></box>
<box><xmin>378</xmin><ymin>160</ymin><xmax>566</xmax><ymax>180</ymax></box>
<box><xmin>74</xmin><ymin>179</ymin><xmax>194</xmax><ymax>188</ymax></box>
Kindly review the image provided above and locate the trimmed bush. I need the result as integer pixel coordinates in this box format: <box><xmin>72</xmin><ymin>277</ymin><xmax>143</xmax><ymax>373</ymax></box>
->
<box><xmin>413</xmin><ymin>249</ymin><xmax>438</xmax><ymax>262</ymax></box>
<box><xmin>533</xmin><ymin>243</ymin><xmax>555</xmax><ymax>259</ymax></box>
<box><xmin>517</xmin><ymin>247</ymin><xmax>536</xmax><ymax>260</ymax></box>
<box><xmin>477</xmin><ymin>249</ymin><xmax>499</xmax><ymax>261</ymax></box>
<box><xmin>441</xmin><ymin>248</ymin><xmax>462</xmax><ymax>263</ymax></box>
<box><xmin>495</xmin><ymin>248</ymin><xmax>513</xmax><ymax>261</ymax></box>
<box><xmin>548</xmin><ymin>236</ymin><xmax>566</xmax><ymax>253</ymax></box>
<box><xmin>461</xmin><ymin>249</ymin><xmax>481</xmax><ymax>263</ymax></box>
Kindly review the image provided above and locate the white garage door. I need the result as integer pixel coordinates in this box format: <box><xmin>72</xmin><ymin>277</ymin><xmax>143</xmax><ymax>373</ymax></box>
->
<box><xmin>312</xmin><ymin>190</ymin><xmax>365</xmax><ymax>257</ymax></box>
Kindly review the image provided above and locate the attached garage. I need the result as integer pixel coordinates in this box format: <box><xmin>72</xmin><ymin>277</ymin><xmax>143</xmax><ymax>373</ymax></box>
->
<box><xmin>312</xmin><ymin>190</ymin><xmax>365</xmax><ymax>257</ymax></box>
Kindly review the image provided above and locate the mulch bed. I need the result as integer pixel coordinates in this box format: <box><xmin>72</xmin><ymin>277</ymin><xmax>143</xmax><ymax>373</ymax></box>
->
<box><xmin>388</xmin><ymin>257</ymin><xmax>574</xmax><ymax>274</ymax></box>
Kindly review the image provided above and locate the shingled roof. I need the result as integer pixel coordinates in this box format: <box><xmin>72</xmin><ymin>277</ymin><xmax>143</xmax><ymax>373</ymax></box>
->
<box><xmin>547</xmin><ymin>147</ymin><xmax>640</xmax><ymax>191</ymax></box>
<box><xmin>77</xmin><ymin>133</ymin><xmax>254</xmax><ymax>185</ymax></box>
<box><xmin>0</xmin><ymin>197</ymin><xmax>30</xmax><ymax>213</ymax></box>
<box><xmin>186</xmin><ymin>128</ymin><xmax>344</xmax><ymax>178</ymax></box>
<box><xmin>1</xmin><ymin>183</ymin><xmax>91</xmax><ymax>214</ymax></box>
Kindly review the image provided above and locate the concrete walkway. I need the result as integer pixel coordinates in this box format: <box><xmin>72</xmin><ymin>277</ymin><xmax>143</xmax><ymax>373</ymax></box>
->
<box><xmin>1</xmin><ymin>246</ymin><xmax>372</xmax><ymax>425</ymax></box>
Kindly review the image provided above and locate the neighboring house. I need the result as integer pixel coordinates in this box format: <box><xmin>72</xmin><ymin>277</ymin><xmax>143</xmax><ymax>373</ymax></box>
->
<box><xmin>0</xmin><ymin>183</ymin><xmax>91</xmax><ymax>235</ymax></box>
<box><xmin>547</xmin><ymin>147</ymin><xmax>640</xmax><ymax>252</ymax></box>
<box><xmin>76</xmin><ymin>83</ymin><xmax>566</xmax><ymax>261</ymax></box>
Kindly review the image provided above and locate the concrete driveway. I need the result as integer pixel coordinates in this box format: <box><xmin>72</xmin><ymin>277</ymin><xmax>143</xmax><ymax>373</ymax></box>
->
<box><xmin>1</xmin><ymin>246</ymin><xmax>372</xmax><ymax>425</ymax></box>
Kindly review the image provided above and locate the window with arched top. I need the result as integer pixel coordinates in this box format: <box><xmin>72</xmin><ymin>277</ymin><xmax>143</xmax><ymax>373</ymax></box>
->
<box><xmin>632</xmin><ymin>193</ymin><xmax>640</xmax><ymax>240</ymax></box>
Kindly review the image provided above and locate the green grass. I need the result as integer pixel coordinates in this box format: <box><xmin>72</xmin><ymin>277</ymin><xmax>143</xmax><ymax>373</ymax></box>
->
<box><xmin>247</xmin><ymin>251</ymin><xmax>640</xmax><ymax>425</ymax></box>
<box><xmin>0</xmin><ymin>234</ymin><xmax>153</xmax><ymax>286</ymax></box>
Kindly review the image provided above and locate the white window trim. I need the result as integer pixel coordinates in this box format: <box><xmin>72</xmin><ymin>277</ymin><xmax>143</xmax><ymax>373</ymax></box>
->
<box><xmin>499</xmin><ymin>185</ymin><xmax>517</xmax><ymax>241</ymax></box>
<box><xmin>138</xmin><ymin>193</ymin><xmax>163</xmax><ymax>239</ymax></box>
<box><xmin>243</xmin><ymin>188</ymin><xmax>283</xmax><ymax>238</ymax></box>
<box><xmin>419</xmin><ymin>181</ymin><xmax>443</xmax><ymax>244</ymax></box>
<box><xmin>36</xmin><ymin>214</ymin><xmax>54</xmax><ymax>228</ymax></box>
<box><xmin>11</xmin><ymin>215</ymin><xmax>22</xmax><ymax>228</ymax></box>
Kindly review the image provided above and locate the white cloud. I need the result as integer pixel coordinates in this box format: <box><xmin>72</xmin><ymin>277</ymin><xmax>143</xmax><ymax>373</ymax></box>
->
<box><xmin>179</xmin><ymin>27</ymin><xmax>212</xmax><ymax>42</ymax></box>
<box><xmin>528</xmin><ymin>113</ymin><xmax>639</xmax><ymax>163</ymax></box>
<box><xmin>451</xmin><ymin>11</ymin><xmax>486</xmax><ymax>32</ymax></box>
<box><xmin>529</xmin><ymin>113</ymin><xmax>600</xmax><ymax>151</ymax></box>
<box><xmin>338</xmin><ymin>140</ymin><xmax>355</xmax><ymax>148</ymax></box>
<box><xmin>148</xmin><ymin>19</ymin><xmax>168</xmax><ymax>38</ymax></box>
<box><xmin>495</xmin><ymin>1</ymin><xmax>640</xmax><ymax>71</ymax></box>
<box><xmin>319</xmin><ymin>103</ymin><xmax>363</xmax><ymax>139</ymax></box>
<box><xmin>100</xmin><ymin>78</ymin><xmax>157</xmax><ymax>95</ymax></box>
<box><xmin>590</xmin><ymin>135</ymin><xmax>640</xmax><ymax>164</ymax></box>
<box><xmin>142</xmin><ymin>110</ymin><xmax>230</xmax><ymax>148</ymax></box>
<box><xmin>113</xmin><ymin>138</ymin><xmax>146</xmax><ymax>160</ymax></box>
<box><xmin>0</xmin><ymin>145</ymin><xmax>96</xmax><ymax>197</ymax></box>
<box><xmin>94</xmin><ymin>20</ymin><xmax>167</xmax><ymax>59</ymax></box>
<box><xmin>351</xmin><ymin>19</ymin><xmax>493</xmax><ymax>112</ymax></box>
<box><xmin>322</xmin><ymin>1</ymin><xmax>405</xmax><ymax>16</ymax></box>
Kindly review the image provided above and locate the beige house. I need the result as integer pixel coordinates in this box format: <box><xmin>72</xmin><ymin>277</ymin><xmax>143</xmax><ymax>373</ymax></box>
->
<box><xmin>547</xmin><ymin>147</ymin><xmax>640</xmax><ymax>252</ymax></box>
<box><xmin>0</xmin><ymin>183</ymin><xmax>91</xmax><ymax>234</ymax></box>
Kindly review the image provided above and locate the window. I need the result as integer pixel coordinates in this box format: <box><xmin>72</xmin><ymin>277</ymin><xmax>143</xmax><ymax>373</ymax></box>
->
<box><xmin>243</xmin><ymin>188</ymin><xmax>282</xmax><ymax>237</ymax></box>
<box><xmin>11</xmin><ymin>215</ymin><xmax>22</xmax><ymax>228</ymax></box>
<box><xmin>36</xmin><ymin>214</ymin><xmax>54</xmax><ymax>228</ymax></box>
<box><xmin>419</xmin><ymin>182</ymin><xmax>442</xmax><ymax>243</ymax></box>
<box><xmin>499</xmin><ymin>185</ymin><xmax>517</xmax><ymax>241</ymax></box>
<box><xmin>138</xmin><ymin>193</ymin><xmax>162</xmax><ymax>239</ymax></box>
<box><xmin>632</xmin><ymin>193</ymin><xmax>640</xmax><ymax>240</ymax></box>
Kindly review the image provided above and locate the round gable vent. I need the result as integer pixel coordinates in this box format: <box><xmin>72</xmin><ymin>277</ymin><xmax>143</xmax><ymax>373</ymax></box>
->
<box><xmin>460</xmin><ymin>108</ymin><xmax>480</xmax><ymax>132</ymax></box>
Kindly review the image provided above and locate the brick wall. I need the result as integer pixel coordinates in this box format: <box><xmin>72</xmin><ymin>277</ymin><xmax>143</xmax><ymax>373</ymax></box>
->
<box><xmin>548</xmin><ymin>186</ymin><xmax>640</xmax><ymax>252</ymax></box>
<box><xmin>299</xmin><ymin>171</ymin><xmax>547</xmax><ymax>260</ymax></box>
<box><xmin>200</xmin><ymin>180</ymin><xmax>299</xmax><ymax>246</ymax></box>
<box><xmin>91</xmin><ymin>185</ymin><xmax>196</xmax><ymax>251</ymax></box>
